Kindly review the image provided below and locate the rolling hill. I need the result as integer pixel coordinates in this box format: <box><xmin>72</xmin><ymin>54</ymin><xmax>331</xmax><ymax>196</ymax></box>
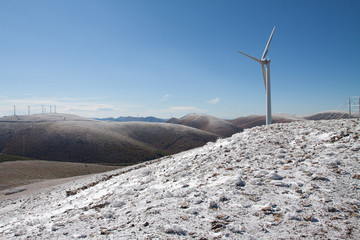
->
<box><xmin>228</xmin><ymin>111</ymin><xmax>357</xmax><ymax>129</ymax></box>
<box><xmin>0</xmin><ymin>114</ymin><xmax>217</xmax><ymax>165</ymax></box>
<box><xmin>167</xmin><ymin>113</ymin><xmax>243</xmax><ymax>137</ymax></box>
<box><xmin>95</xmin><ymin>116</ymin><xmax>167</xmax><ymax>123</ymax></box>
<box><xmin>228</xmin><ymin>113</ymin><xmax>304</xmax><ymax>129</ymax></box>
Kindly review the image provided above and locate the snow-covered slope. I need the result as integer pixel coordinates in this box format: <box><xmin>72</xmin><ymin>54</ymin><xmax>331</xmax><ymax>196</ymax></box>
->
<box><xmin>1</xmin><ymin>119</ymin><xmax>360</xmax><ymax>239</ymax></box>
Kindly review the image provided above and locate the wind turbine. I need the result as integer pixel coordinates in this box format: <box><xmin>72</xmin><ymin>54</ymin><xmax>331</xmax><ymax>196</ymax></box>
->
<box><xmin>238</xmin><ymin>26</ymin><xmax>276</xmax><ymax>125</ymax></box>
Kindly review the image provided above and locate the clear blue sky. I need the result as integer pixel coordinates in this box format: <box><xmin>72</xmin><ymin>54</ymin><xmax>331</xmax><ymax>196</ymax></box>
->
<box><xmin>1</xmin><ymin>0</ymin><xmax>359</xmax><ymax>118</ymax></box>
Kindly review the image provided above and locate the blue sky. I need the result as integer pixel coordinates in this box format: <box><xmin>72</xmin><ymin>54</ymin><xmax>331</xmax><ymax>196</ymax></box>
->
<box><xmin>1</xmin><ymin>0</ymin><xmax>359</xmax><ymax>118</ymax></box>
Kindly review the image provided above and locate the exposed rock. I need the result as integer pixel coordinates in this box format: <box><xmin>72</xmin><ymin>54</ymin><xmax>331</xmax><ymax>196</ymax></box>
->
<box><xmin>211</xmin><ymin>220</ymin><xmax>227</xmax><ymax>232</ymax></box>
<box><xmin>180</xmin><ymin>201</ymin><xmax>189</xmax><ymax>209</ymax></box>
<box><xmin>234</xmin><ymin>177</ymin><xmax>246</xmax><ymax>188</ymax></box>
<box><xmin>209</xmin><ymin>201</ymin><xmax>219</xmax><ymax>209</ymax></box>
<box><xmin>268</xmin><ymin>172</ymin><xmax>284</xmax><ymax>180</ymax></box>
<box><xmin>165</xmin><ymin>225</ymin><xmax>187</xmax><ymax>236</ymax></box>
<box><xmin>311</xmin><ymin>176</ymin><xmax>330</xmax><ymax>181</ymax></box>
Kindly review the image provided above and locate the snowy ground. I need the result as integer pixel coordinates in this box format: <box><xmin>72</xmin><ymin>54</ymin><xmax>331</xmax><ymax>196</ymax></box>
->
<box><xmin>0</xmin><ymin>119</ymin><xmax>359</xmax><ymax>239</ymax></box>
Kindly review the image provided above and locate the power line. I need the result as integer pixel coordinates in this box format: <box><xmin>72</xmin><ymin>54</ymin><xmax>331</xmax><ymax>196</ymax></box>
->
<box><xmin>349</xmin><ymin>96</ymin><xmax>360</xmax><ymax>117</ymax></box>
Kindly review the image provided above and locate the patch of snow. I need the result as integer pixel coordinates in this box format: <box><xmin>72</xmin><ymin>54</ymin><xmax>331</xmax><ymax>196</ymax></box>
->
<box><xmin>4</xmin><ymin>187</ymin><xmax>27</xmax><ymax>195</ymax></box>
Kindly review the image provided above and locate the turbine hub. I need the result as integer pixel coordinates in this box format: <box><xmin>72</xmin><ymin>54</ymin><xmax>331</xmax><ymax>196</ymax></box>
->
<box><xmin>261</xmin><ymin>58</ymin><xmax>271</xmax><ymax>64</ymax></box>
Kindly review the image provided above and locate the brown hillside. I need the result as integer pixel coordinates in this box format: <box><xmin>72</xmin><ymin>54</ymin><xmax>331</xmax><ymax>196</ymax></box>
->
<box><xmin>229</xmin><ymin>114</ymin><xmax>304</xmax><ymax>129</ymax></box>
<box><xmin>0</xmin><ymin>159</ymin><xmax>121</xmax><ymax>191</ymax></box>
<box><xmin>167</xmin><ymin>114</ymin><xmax>243</xmax><ymax>137</ymax></box>
<box><xmin>0</xmin><ymin>114</ymin><xmax>217</xmax><ymax>164</ymax></box>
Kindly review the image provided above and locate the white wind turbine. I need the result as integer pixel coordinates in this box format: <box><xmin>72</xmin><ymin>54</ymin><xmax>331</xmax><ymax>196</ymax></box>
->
<box><xmin>238</xmin><ymin>26</ymin><xmax>276</xmax><ymax>125</ymax></box>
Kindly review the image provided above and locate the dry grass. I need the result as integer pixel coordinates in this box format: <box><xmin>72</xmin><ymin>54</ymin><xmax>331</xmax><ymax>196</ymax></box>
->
<box><xmin>0</xmin><ymin>159</ymin><xmax>121</xmax><ymax>191</ymax></box>
<box><xmin>0</xmin><ymin>154</ymin><xmax>34</xmax><ymax>163</ymax></box>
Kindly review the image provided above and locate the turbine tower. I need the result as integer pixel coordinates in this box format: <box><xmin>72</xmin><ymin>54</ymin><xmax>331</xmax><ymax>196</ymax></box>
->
<box><xmin>238</xmin><ymin>26</ymin><xmax>276</xmax><ymax>125</ymax></box>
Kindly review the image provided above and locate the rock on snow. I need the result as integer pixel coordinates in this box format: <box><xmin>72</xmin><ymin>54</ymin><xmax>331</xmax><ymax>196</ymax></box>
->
<box><xmin>0</xmin><ymin>119</ymin><xmax>359</xmax><ymax>239</ymax></box>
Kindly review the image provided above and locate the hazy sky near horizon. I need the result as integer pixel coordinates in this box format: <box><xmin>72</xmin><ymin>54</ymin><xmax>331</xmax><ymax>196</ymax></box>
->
<box><xmin>1</xmin><ymin>0</ymin><xmax>359</xmax><ymax>119</ymax></box>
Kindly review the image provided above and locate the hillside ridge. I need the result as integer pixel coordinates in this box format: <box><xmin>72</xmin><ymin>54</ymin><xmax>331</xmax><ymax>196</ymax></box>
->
<box><xmin>0</xmin><ymin>114</ymin><xmax>217</xmax><ymax>164</ymax></box>
<box><xmin>1</xmin><ymin>118</ymin><xmax>359</xmax><ymax>239</ymax></box>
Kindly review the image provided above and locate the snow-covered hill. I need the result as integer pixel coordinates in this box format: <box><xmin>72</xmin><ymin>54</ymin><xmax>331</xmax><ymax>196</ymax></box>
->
<box><xmin>1</xmin><ymin>119</ymin><xmax>360</xmax><ymax>239</ymax></box>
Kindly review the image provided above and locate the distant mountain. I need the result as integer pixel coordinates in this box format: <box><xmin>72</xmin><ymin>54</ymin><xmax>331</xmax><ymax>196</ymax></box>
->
<box><xmin>0</xmin><ymin>114</ymin><xmax>217</xmax><ymax>165</ymax></box>
<box><xmin>167</xmin><ymin>113</ymin><xmax>243</xmax><ymax>137</ymax></box>
<box><xmin>95</xmin><ymin>116</ymin><xmax>167</xmax><ymax>123</ymax></box>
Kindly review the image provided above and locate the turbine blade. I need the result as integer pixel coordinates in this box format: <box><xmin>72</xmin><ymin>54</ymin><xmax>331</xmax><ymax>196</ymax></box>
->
<box><xmin>238</xmin><ymin>51</ymin><xmax>261</xmax><ymax>63</ymax></box>
<box><xmin>261</xmin><ymin>64</ymin><xmax>266</xmax><ymax>88</ymax></box>
<box><xmin>261</xmin><ymin>26</ymin><xmax>276</xmax><ymax>59</ymax></box>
